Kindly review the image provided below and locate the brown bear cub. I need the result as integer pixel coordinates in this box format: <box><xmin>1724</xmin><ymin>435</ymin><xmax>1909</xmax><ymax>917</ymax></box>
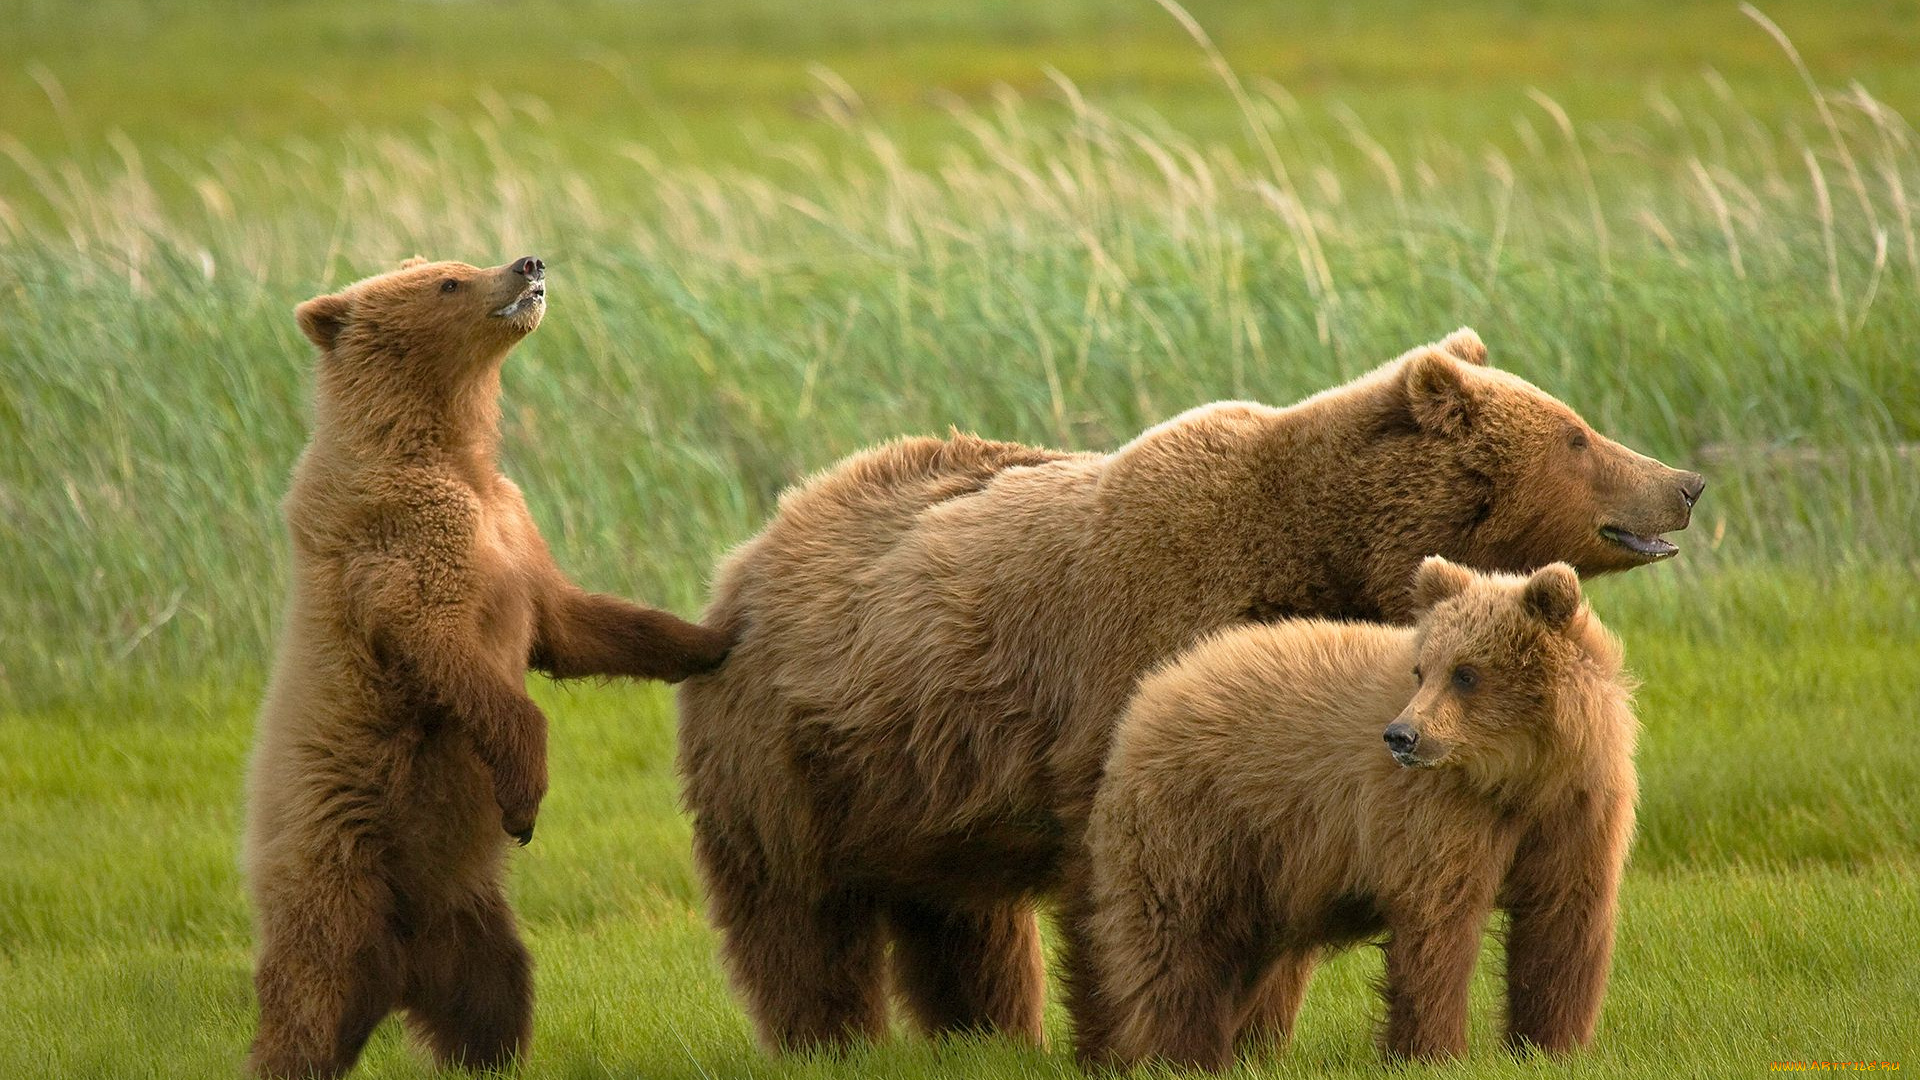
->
<box><xmin>679</xmin><ymin>328</ymin><xmax>1696</xmax><ymax>1053</ymax></box>
<box><xmin>245</xmin><ymin>256</ymin><xmax>731</xmax><ymax>1079</ymax></box>
<box><xmin>1076</xmin><ymin>557</ymin><xmax>1637</xmax><ymax>1071</ymax></box>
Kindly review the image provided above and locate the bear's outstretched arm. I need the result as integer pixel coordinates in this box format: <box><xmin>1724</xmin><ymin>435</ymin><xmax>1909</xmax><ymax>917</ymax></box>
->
<box><xmin>528</xmin><ymin>582</ymin><xmax>733</xmax><ymax>683</ymax></box>
<box><xmin>1499</xmin><ymin>789</ymin><xmax>1633</xmax><ymax>1054</ymax></box>
<box><xmin>348</xmin><ymin>553</ymin><xmax>549</xmax><ymax>844</ymax></box>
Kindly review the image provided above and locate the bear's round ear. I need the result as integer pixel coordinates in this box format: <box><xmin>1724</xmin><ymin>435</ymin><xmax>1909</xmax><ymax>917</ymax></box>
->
<box><xmin>1522</xmin><ymin>563</ymin><xmax>1582</xmax><ymax>630</ymax></box>
<box><xmin>398</xmin><ymin>256</ymin><xmax>429</xmax><ymax>269</ymax></box>
<box><xmin>1411</xmin><ymin>555</ymin><xmax>1474</xmax><ymax>614</ymax></box>
<box><xmin>1438</xmin><ymin>327</ymin><xmax>1487</xmax><ymax>366</ymax></box>
<box><xmin>295</xmin><ymin>292</ymin><xmax>350</xmax><ymax>351</ymax></box>
<box><xmin>1404</xmin><ymin>351</ymin><xmax>1476</xmax><ymax>435</ymax></box>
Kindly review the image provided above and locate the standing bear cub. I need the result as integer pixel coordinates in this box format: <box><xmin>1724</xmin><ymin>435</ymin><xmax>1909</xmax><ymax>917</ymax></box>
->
<box><xmin>679</xmin><ymin>328</ymin><xmax>1697</xmax><ymax>1053</ymax></box>
<box><xmin>246</xmin><ymin>256</ymin><xmax>731</xmax><ymax>1079</ymax></box>
<box><xmin>1077</xmin><ymin>558</ymin><xmax>1638</xmax><ymax>1071</ymax></box>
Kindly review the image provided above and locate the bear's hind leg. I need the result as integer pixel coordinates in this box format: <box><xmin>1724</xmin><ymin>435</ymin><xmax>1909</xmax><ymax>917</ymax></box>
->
<box><xmin>1100</xmin><ymin>948</ymin><xmax>1247</xmax><ymax>1072</ymax></box>
<box><xmin>1057</xmin><ymin>869</ymin><xmax>1114</xmax><ymax>1066</ymax></box>
<box><xmin>694</xmin><ymin>825</ymin><xmax>888</xmax><ymax>1052</ymax></box>
<box><xmin>886</xmin><ymin>898</ymin><xmax>1045</xmax><ymax>1043</ymax></box>
<box><xmin>248</xmin><ymin>875</ymin><xmax>404</xmax><ymax>1079</ymax></box>
<box><xmin>400</xmin><ymin>889</ymin><xmax>534</xmax><ymax>1070</ymax></box>
<box><xmin>1076</xmin><ymin>869</ymin><xmax>1255</xmax><ymax>1072</ymax></box>
<box><xmin>1234</xmin><ymin>949</ymin><xmax>1317</xmax><ymax>1055</ymax></box>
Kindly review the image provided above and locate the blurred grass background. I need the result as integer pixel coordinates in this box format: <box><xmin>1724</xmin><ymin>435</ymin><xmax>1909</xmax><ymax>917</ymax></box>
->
<box><xmin>2</xmin><ymin>0</ymin><xmax>1917</xmax><ymax>1075</ymax></box>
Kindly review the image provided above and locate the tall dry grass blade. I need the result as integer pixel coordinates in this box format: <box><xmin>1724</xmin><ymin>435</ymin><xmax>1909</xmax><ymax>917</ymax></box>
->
<box><xmin>1741</xmin><ymin>4</ymin><xmax>1879</xmax><ymax>236</ymax></box>
<box><xmin>1483</xmin><ymin>149</ymin><xmax>1516</xmax><ymax>293</ymax></box>
<box><xmin>1018</xmin><ymin>289</ymin><xmax>1070</xmax><ymax>445</ymax></box>
<box><xmin>25</xmin><ymin>63</ymin><xmax>80</xmax><ymax>159</ymax></box>
<box><xmin>1331</xmin><ymin>102</ymin><xmax>1419</xmax><ymax>288</ymax></box>
<box><xmin>1637</xmin><ymin>209</ymin><xmax>1690</xmax><ymax>267</ymax></box>
<box><xmin>1850</xmin><ymin>83</ymin><xmax>1920</xmax><ymax>293</ymax></box>
<box><xmin>1803</xmin><ymin>145</ymin><xmax>1847</xmax><ymax>333</ymax></box>
<box><xmin>1149</xmin><ymin>0</ymin><xmax>1336</xmax><ymax>331</ymax></box>
<box><xmin>1852</xmin><ymin>228</ymin><xmax>1889</xmax><ymax>336</ymax></box>
<box><xmin>1526</xmin><ymin>88</ymin><xmax>1612</xmax><ymax>286</ymax></box>
<box><xmin>1690</xmin><ymin>158</ymin><xmax>1747</xmax><ymax>280</ymax></box>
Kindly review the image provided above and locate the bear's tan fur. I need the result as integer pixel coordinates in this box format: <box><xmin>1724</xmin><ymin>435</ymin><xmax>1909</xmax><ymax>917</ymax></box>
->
<box><xmin>246</xmin><ymin>256</ymin><xmax>731</xmax><ymax>1078</ymax></box>
<box><xmin>1077</xmin><ymin>558</ymin><xmax>1638</xmax><ymax>1070</ymax></box>
<box><xmin>676</xmin><ymin>329</ymin><xmax>1697</xmax><ymax>1052</ymax></box>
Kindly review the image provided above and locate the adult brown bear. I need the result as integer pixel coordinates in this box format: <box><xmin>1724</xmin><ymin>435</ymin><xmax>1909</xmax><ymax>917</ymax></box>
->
<box><xmin>246</xmin><ymin>257</ymin><xmax>731</xmax><ymax>1079</ymax></box>
<box><xmin>676</xmin><ymin>329</ymin><xmax>1699</xmax><ymax>1052</ymax></box>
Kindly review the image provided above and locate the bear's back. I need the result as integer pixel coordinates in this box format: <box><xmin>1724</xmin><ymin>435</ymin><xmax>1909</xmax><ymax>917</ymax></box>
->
<box><xmin>1111</xmin><ymin>618</ymin><xmax>1417</xmax><ymax>790</ymax></box>
<box><xmin>704</xmin><ymin>432</ymin><xmax>1093</xmax><ymax>634</ymax></box>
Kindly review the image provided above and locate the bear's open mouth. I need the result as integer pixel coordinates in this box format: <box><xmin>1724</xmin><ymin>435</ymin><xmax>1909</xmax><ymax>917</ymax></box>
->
<box><xmin>1599</xmin><ymin>525</ymin><xmax>1678</xmax><ymax>559</ymax></box>
<box><xmin>1391</xmin><ymin>750</ymin><xmax>1435</xmax><ymax>769</ymax></box>
<box><xmin>491</xmin><ymin>283</ymin><xmax>546</xmax><ymax>319</ymax></box>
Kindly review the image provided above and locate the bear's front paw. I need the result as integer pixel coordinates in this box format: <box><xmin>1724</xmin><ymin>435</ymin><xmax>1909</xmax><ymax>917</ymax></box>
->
<box><xmin>495</xmin><ymin>771</ymin><xmax>547</xmax><ymax>846</ymax></box>
<box><xmin>666</xmin><ymin>624</ymin><xmax>736</xmax><ymax>682</ymax></box>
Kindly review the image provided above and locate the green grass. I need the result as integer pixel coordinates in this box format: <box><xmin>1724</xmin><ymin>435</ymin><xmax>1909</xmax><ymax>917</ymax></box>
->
<box><xmin>8</xmin><ymin>0</ymin><xmax>1920</xmax><ymax>166</ymax></box>
<box><xmin>3</xmin><ymin>0</ymin><xmax>1918</xmax><ymax>1075</ymax></box>
<box><xmin>3</xmin><ymin>572</ymin><xmax>1917</xmax><ymax>1077</ymax></box>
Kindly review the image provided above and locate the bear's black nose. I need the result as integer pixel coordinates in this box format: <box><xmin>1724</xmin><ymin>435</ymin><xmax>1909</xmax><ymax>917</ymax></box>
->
<box><xmin>1679</xmin><ymin>472</ymin><xmax>1705</xmax><ymax>507</ymax></box>
<box><xmin>1384</xmin><ymin>723</ymin><xmax>1418</xmax><ymax>755</ymax></box>
<box><xmin>511</xmin><ymin>256</ymin><xmax>544</xmax><ymax>281</ymax></box>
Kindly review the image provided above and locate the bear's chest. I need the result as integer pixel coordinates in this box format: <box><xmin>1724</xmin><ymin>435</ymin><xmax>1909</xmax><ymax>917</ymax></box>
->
<box><xmin>468</xmin><ymin>503</ymin><xmax>538</xmax><ymax>661</ymax></box>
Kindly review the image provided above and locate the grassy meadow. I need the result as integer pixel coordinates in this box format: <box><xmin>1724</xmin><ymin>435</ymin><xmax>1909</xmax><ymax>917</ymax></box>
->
<box><xmin>3</xmin><ymin>0</ymin><xmax>1917</xmax><ymax>1075</ymax></box>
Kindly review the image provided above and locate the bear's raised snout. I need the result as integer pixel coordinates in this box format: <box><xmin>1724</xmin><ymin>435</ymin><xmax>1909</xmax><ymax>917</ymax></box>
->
<box><xmin>488</xmin><ymin>258</ymin><xmax>549</xmax><ymax>325</ymax></box>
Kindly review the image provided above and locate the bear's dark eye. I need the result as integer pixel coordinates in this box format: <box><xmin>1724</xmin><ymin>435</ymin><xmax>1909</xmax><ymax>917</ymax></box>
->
<box><xmin>1412</xmin><ymin>665</ymin><xmax>1423</xmax><ymax>685</ymax></box>
<box><xmin>440</xmin><ymin>279</ymin><xmax>459</xmax><ymax>294</ymax></box>
<box><xmin>1451</xmin><ymin>665</ymin><xmax>1480</xmax><ymax>693</ymax></box>
<box><xmin>1569</xmin><ymin>431</ymin><xmax>1590</xmax><ymax>451</ymax></box>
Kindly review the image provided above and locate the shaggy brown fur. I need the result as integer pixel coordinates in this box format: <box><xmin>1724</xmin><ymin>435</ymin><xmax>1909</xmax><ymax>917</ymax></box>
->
<box><xmin>245</xmin><ymin>257</ymin><xmax>731</xmax><ymax>1079</ymax></box>
<box><xmin>1075</xmin><ymin>558</ymin><xmax>1638</xmax><ymax>1070</ymax></box>
<box><xmin>676</xmin><ymin>329</ymin><xmax>1695</xmax><ymax>1053</ymax></box>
